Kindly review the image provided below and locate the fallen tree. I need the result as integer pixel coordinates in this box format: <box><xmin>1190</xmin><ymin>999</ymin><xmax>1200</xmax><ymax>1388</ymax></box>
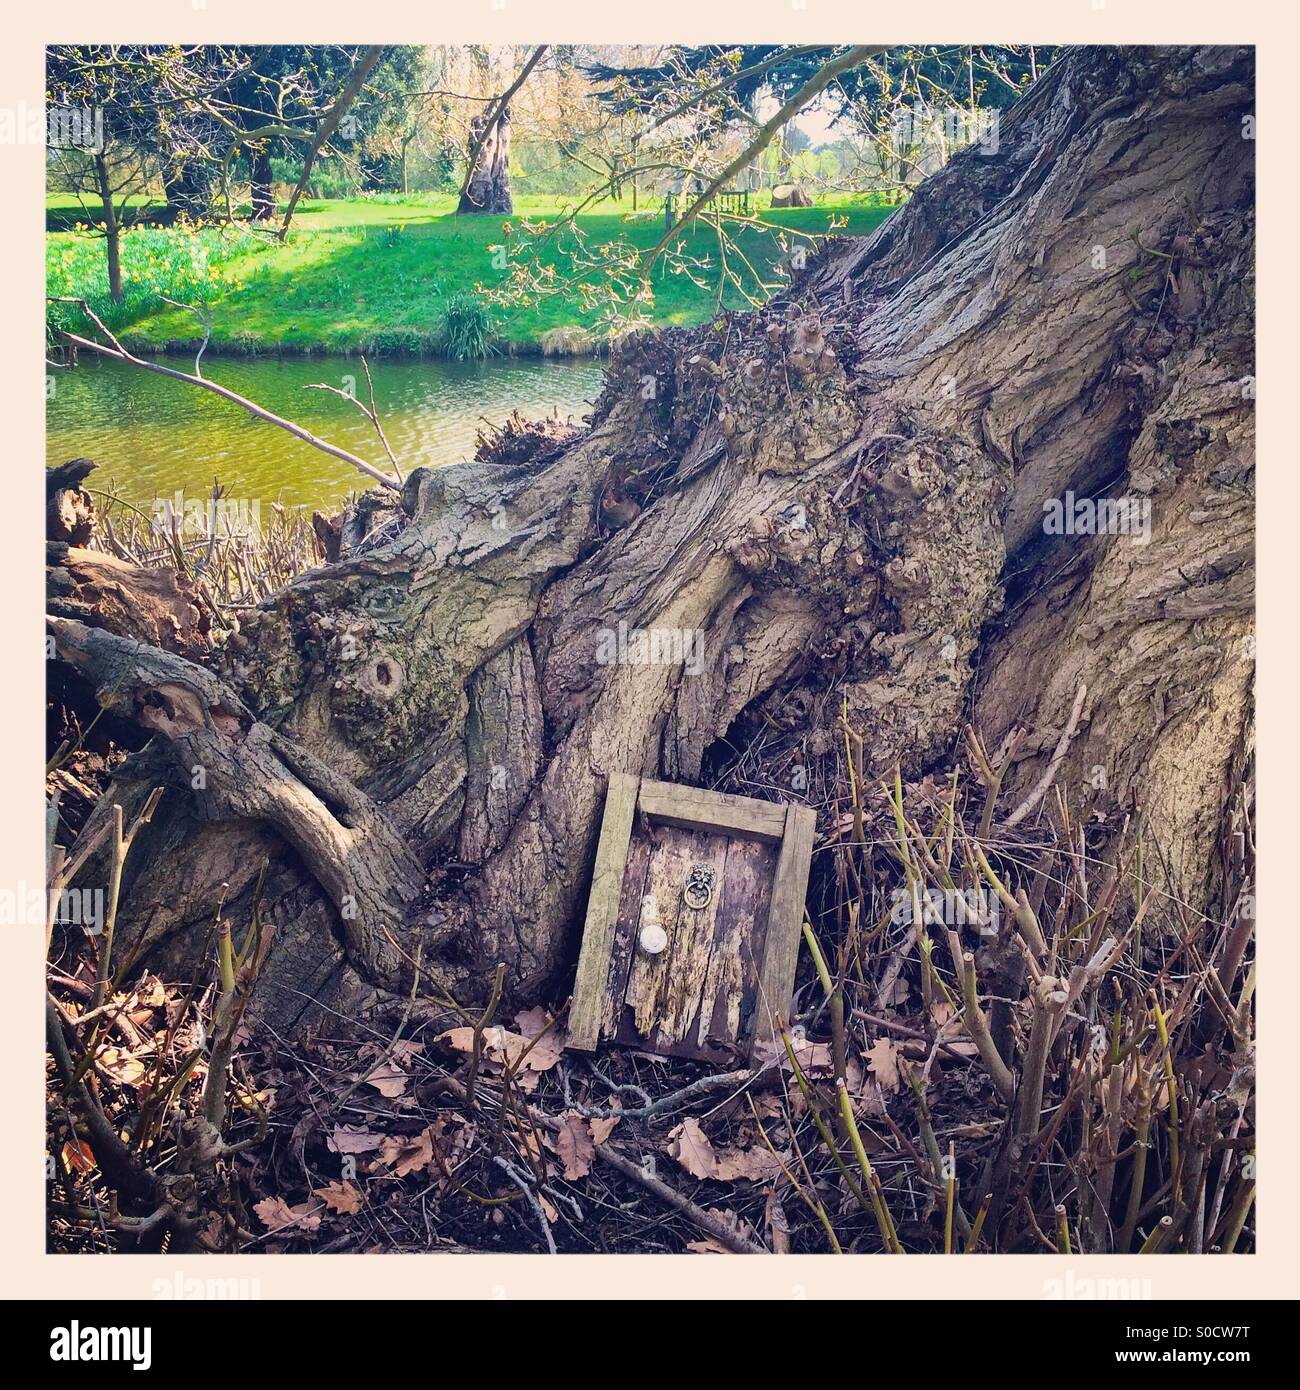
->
<box><xmin>51</xmin><ymin>45</ymin><xmax>1254</xmax><ymax>1046</ymax></box>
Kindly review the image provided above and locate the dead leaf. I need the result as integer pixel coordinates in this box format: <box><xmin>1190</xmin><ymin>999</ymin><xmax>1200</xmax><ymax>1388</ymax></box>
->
<box><xmin>552</xmin><ymin>1113</ymin><xmax>595</xmax><ymax>1179</ymax></box>
<box><xmin>313</xmin><ymin>1180</ymin><xmax>364</xmax><ymax>1216</ymax></box>
<box><xmin>363</xmin><ymin>1060</ymin><xmax>408</xmax><ymax>1099</ymax></box>
<box><xmin>253</xmin><ymin>1196</ymin><xmax>321</xmax><ymax>1234</ymax></box>
<box><xmin>437</xmin><ymin>1025</ymin><xmax>522</xmax><ymax>1067</ymax></box>
<box><xmin>666</xmin><ymin>1119</ymin><xmax>784</xmax><ymax>1184</ymax></box>
<box><xmin>380</xmin><ymin>1127</ymin><xmax>437</xmax><ymax>1178</ymax></box>
<box><xmin>61</xmin><ymin>1139</ymin><xmax>95</xmax><ymax>1174</ymax></box>
<box><xmin>666</xmin><ymin>1118</ymin><xmax>717</xmax><ymax>1179</ymax></box>
<box><xmin>98</xmin><ymin>1047</ymin><xmax>146</xmax><ymax>1087</ymax></box>
<box><xmin>138</xmin><ymin>976</ymin><xmax>167</xmax><ymax>1009</ymax></box>
<box><xmin>865</xmin><ymin>1037</ymin><xmax>903</xmax><ymax>1093</ymax></box>
<box><xmin>436</xmin><ymin>1023</ymin><xmax>560</xmax><ymax>1074</ymax></box>
<box><xmin>765</xmin><ymin>1186</ymin><xmax>791</xmax><ymax>1254</ymax></box>
<box><xmin>514</xmin><ymin>1006</ymin><xmax>549</xmax><ymax>1037</ymax></box>
<box><xmin>712</xmin><ymin>1144</ymin><xmax>784</xmax><ymax>1183</ymax></box>
<box><xmin>753</xmin><ymin>1033</ymin><xmax>833</xmax><ymax>1075</ymax></box>
<box><xmin>589</xmin><ymin>1109</ymin><xmax>621</xmax><ymax>1146</ymax></box>
<box><xmin>329</xmin><ymin>1125</ymin><xmax>385</xmax><ymax>1155</ymax></box>
<box><xmin>522</xmin><ymin>1029</ymin><xmax>564</xmax><ymax>1072</ymax></box>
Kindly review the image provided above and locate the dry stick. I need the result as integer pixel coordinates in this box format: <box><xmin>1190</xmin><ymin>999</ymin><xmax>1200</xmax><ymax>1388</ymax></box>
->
<box><xmin>944</xmin><ymin>1141</ymin><xmax>958</xmax><ymax>1254</ymax></box>
<box><xmin>1149</xmin><ymin>991</ymin><xmax>1182</xmax><ymax>1201</ymax></box>
<box><xmin>332</xmin><ymin>942</ymin><xmax>424</xmax><ymax>1114</ymax></box>
<box><xmin>577</xmin><ymin>1065</ymin><xmax>767</xmax><ymax>1121</ymax></box>
<box><xmin>491</xmin><ymin>1155</ymin><xmax>557</xmax><ymax>1254</ymax></box>
<box><xmin>1014</xmin><ymin>976</ymin><xmax>1068</xmax><ymax>1140</ymax></box>
<box><xmin>92</xmin><ymin>788</ymin><xmax>165</xmax><ymax>1012</ymax></box>
<box><xmin>592</xmin><ymin>1142</ymin><xmax>767</xmax><ymax>1254</ymax></box>
<box><xmin>1002</xmin><ymin>683</ymin><xmax>1087</xmax><ymax>829</ymax></box>
<box><xmin>1217</xmin><ymin>1178</ymin><xmax>1256</xmax><ymax>1252</ymax></box>
<box><xmin>49</xmin><ymin>299</ymin><xmax>401</xmax><ymax>491</ymax></box>
<box><xmin>971</xmin><ymin>843</ymin><xmax>1049</xmax><ymax>965</ymax></box>
<box><xmin>965</xmin><ymin>724</ymin><xmax>1025</xmax><ymax>839</ymax></box>
<box><xmin>802</xmin><ymin>915</ymin><xmax>850</xmax><ymax>1104</ymax></box>
<box><xmin>837</xmin><ymin>1080</ymin><xmax>903</xmax><ymax>1252</ymax></box>
<box><xmin>1205</xmin><ymin>1107</ymin><xmax>1246</xmax><ymax>1241</ymax></box>
<box><xmin>964</xmin><ymin>1193</ymin><xmax>993</xmax><ymax>1252</ymax></box>
<box><xmin>464</xmin><ymin>964</ymin><xmax>506</xmax><ymax>1109</ymax></box>
<box><xmin>198</xmin><ymin>917</ymin><xmax>274</xmax><ymax>1141</ymax></box>
<box><xmin>1055</xmin><ymin>1204</ymin><xmax>1073</xmax><ymax>1254</ymax></box>
<box><xmin>779</xmin><ymin>1027</ymin><xmax>872</xmax><ymax>1216</ymax></box>
<box><xmin>1090</xmin><ymin>1060</ymin><xmax>1127</xmax><ymax>1250</ymax></box>
<box><xmin>304</xmin><ymin>356</ymin><xmax>403</xmax><ymax>482</ymax></box>
<box><xmin>905</xmin><ymin>1064</ymin><xmax>971</xmax><ymax>1239</ymax></box>
<box><xmin>747</xmin><ymin>1094</ymin><xmax>843</xmax><ymax>1254</ymax></box>
<box><xmin>645</xmin><ymin>45</ymin><xmax>826</xmax><ymax>133</ymax></box>
<box><xmin>960</xmin><ymin>953</ymin><xmax>1016</xmax><ymax>1104</ymax></box>
<box><xmin>45</xmin><ymin>994</ymin><xmax>159</xmax><ymax>1207</ymax></box>
<box><xmin>1138</xmin><ymin>1214</ymin><xmax>1175</xmax><ymax>1254</ymax></box>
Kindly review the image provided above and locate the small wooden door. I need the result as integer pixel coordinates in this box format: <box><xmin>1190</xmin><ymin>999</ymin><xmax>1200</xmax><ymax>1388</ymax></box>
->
<box><xmin>567</xmin><ymin>775</ymin><xmax>816</xmax><ymax>1063</ymax></box>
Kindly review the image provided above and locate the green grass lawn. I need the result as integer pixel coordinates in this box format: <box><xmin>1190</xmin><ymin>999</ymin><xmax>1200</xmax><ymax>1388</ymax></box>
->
<box><xmin>46</xmin><ymin>192</ymin><xmax>894</xmax><ymax>355</ymax></box>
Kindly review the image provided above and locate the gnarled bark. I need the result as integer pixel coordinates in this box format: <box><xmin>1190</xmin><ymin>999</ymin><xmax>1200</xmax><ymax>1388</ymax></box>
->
<box><xmin>54</xmin><ymin>46</ymin><xmax>1254</xmax><ymax>1034</ymax></box>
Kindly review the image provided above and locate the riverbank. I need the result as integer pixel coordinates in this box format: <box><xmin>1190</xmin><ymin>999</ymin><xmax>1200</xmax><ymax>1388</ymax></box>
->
<box><xmin>46</xmin><ymin>192</ymin><xmax>894</xmax><ymax>357</ymax></box>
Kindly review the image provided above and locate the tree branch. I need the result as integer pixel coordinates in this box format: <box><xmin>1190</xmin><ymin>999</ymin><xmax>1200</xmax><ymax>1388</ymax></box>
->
<box><xmin>647</xmin><ymin>45</ymin><xmax>887</xmax><ymax>265</ymax></box>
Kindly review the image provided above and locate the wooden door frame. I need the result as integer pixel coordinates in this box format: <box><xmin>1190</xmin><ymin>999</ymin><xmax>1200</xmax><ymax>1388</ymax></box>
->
<box><xmin>567</xmin><ymin>773</ymin><xmax>816</xmax><ymax>1056</ymax></box>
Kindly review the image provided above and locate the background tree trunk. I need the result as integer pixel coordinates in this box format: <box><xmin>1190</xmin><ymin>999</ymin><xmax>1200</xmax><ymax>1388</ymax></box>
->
<box><xmin>458</xmin><ymin>108</ymin><xmax>512</xmax><ymax>215</ymax></box>
<box><xmin>249</xmin><ymin>149</ymin><xmax>275</xmax><ymax>221</ymax></box>
<box><xmin>57</xmin><ymin>46</ymin><xmax>1254</xmax><ymax>1036</ymax></box>
<box><xmin>94</xmin><ymin>155</ymin><xmax>123</xmax><ymax>304</ymax></box>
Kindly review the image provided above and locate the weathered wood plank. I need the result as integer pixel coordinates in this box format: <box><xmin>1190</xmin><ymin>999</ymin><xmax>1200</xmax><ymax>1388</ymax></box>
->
<box><xmin>656</xmin><ymin>830</ymin><xmax>730</xmax><ymax>1045</ymax></box>
<box><xmin>599</xmin><ymin>827</ymin><xmax>654</xmax><ymax>1041</ymax></box>
<box><xmin>636</xmin><ymin>778</ymin><xmax>787</xmax><ymax>842</ymax></box>
<box><xmin>697</xmin><ymin>836</ymin><xmax>773</xmax><ymax>1049</ymax></box>
<box><xmin>623</xmin><ymin>829</ymin><xmax>697</xmax><ymax>1037</ymax></box>
<box><xmin>567</xmin><ymin>772</ymin><xmax>639</xmax><ymax>1050</ymax></box>
<box><xmin>752</xmin><ymin>804</ymin><xmax>817</xmax><ymax>1053</ymax></box>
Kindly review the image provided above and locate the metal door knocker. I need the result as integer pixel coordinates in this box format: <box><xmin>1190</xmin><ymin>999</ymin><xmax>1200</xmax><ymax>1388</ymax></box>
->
<box><xmin>683</xmin><ymin>863</ymin><xmax>717</xmax><ymax>911</ymax></box>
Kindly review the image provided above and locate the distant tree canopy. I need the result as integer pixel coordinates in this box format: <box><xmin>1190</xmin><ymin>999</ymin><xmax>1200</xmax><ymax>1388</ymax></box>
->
<box><xmin>46</xmin><ymin>44</ymin><xmax>426</xmax><ymax>222</ymax></box>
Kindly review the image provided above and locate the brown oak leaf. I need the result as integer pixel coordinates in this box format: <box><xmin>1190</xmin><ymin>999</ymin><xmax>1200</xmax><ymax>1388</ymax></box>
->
<box><xmin>253</xmin><ymin>1196</ymin><xmax>321</xmax><ymax>1234</ymax></box>
<box><xmin>552</xmin><ymin>1113</ymin><xmax>595</xmax><ymax>1179</ymax></box>
<box><xmin>666</xmin><ymin>1118</ymin><xmax>718</xmax><ymax>1179</ymax></box>
<box><xmin>313</xmin><ymin>1180</ymin><xmax>364</xmax><ymax>1216</ymax></box>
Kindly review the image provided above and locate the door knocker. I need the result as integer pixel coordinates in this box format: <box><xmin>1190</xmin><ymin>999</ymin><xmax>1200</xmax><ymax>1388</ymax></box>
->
<box><xmin>683</xmin><ymin>863</ymin><xmax>717</xmax><ymax>911</ymax></box>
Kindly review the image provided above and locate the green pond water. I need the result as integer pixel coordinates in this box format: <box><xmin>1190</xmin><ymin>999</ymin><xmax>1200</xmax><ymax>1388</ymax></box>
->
<box><xmin>46</xmin><ymin>353</ymin><xmax>606</xmax><ymax>514</ymax></box>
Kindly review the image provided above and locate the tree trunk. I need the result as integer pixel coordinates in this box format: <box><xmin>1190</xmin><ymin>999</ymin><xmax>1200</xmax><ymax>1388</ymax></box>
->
<box><xmin>95</xmin><ymin>155</ymin><xmax>123</xmax><ymax>304</ymax></box>
<box><xmin>250</xmin><ymin>149</ymin><xmax>275</xmax><ymax>222</ymax></box>
<box><xmin>56</xmin><ymin>46</ymin><xmax>1254</xmax><ymax>1037</ymax></box>
<box><xmin>458</xmin><ymin>108</ymin><xmax>512</xmax><ymax>215</ymax></box>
